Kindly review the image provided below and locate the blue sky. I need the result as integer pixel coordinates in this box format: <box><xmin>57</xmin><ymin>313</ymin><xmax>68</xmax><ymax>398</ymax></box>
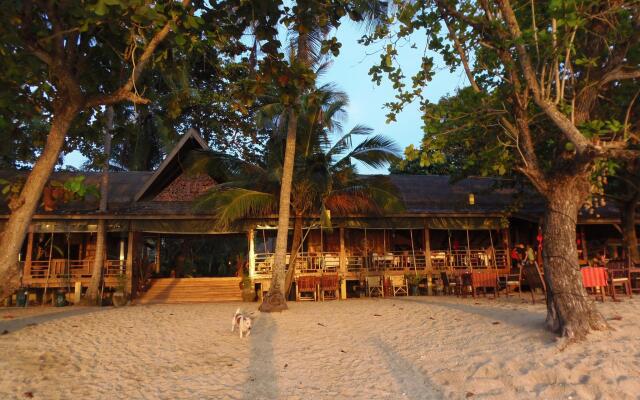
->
<box><xmin>317</xmin><ymin>21</ymin><xmax>467</xmax><ymax>173</ymax></box>
<box><xmin>64</xmin><ymin>20</ymin><xmax>468</xmax><ymax>173</ymax></box>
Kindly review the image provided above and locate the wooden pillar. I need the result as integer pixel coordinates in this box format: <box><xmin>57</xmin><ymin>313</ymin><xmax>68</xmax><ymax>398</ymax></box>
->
<box><xmin>424</xmin><ymin>226</ymin><xmax>433</xmax><ymax>295</ymax></box>
<box><xmin>74</xmin><ymin>281</ymin><xmax>82</xmax><ymax>305</ymax></box>
<box><xmin>125</xmin><ymin>229</ymin><xmax>134</xmax><ymax>296</ymax></box>
<box><xmin>155</xmin><ymin>237</ymin><xmax>161</xmax><ymax>274</ymax></box>
<box><xmin>502</xmin><ymin>228</ymin><xmax>510</xmax><ymax>250</ymax></box>
<box><xmin>24</xmin><ymin>228</ymin><xmax>34</xmax><ymax>280</ymax></box>
<box><xmin>248</xmin><ymin>229</ymin><xmax>256</xmax><ymax>278</ymax></box>
<box><xmin>424</xmin><ymin>226</ymin><xmax>432</xmax><ymax>270</ymax></box>
<box><xmin>339</xmin><ymin>227</ymin><xmax>347</xmax><ymax>299</ymax></box>
<box><xmin>580</xmin><ymin>226</ymin><xmax>588</xmax><ymax>261</ymax></box>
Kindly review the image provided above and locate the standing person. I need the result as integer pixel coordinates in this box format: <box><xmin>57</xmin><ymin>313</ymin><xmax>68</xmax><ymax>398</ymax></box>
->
<box><xmin>510</xmin><ymin>245</ymin><xmax>521</xmax><ymax>271</ymax></box>
<box><xmin>525</xmin><ymin>244</ymin><xmax>536</xmax><ymax>266</ymax></box>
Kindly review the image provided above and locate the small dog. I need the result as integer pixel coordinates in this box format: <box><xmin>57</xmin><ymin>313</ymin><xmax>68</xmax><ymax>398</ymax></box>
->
<box><xmin>231</xmin><ymin>308</ymin><xmax>252</xmax><ymax>338</ymax></box>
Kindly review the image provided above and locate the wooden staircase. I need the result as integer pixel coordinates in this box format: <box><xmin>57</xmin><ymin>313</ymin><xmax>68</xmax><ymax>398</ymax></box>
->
<box><xmin>135</xmin><ymin>277</ymin><xmax>243</xmax><ymax>304</ymax></box>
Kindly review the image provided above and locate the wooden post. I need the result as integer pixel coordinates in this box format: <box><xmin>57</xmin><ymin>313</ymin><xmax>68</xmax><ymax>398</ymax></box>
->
<box><xmin>424</xmin><ymin>226</ymin><xmax>432</xmax><ymax>270</ymax></box>
<box><xmin>125</xmin><ymin>230</ymin><xmax>134</xmax><ymax>297</ymax></box>
<box><xmin>24</xmin><ymin>228</ymin><xmax>34</xmax><ymax>282</ymax></box>
<box><xmin>155</xmin><ymin>237</ymin><xmax>161</xmax><ymax>274</ymax></box>
<box><xmin>248</xmin><ymin>229</ymin><xmax>256</xmax><ymax>278</ymax></box>
<box><xmin>502</xmin><ymin>228</ymin><xmax>510</xmax><ymax>251</ymax></box>
<box><xmin>339</xmin><ymin>227</ymin><xmax>346</xmax><ymax>299</ymax></box>
<box><xmin>580</xmin><ymin>226</ymin><xmax>588</xmax><ymax>261</ymax></box>
<box><xmin>74</xmin><ymin>281</ymin><xmax>82</xmax><ymax>305</ymax></box>
<box><xmin>424</xmin><ymin>226</ymin><xmax>433</xmax><ymax>295</ymax></box>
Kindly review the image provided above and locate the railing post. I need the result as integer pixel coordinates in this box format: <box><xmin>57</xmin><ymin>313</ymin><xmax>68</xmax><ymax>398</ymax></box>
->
<box><xmin>248</xmin><ymin>229</ymin><xmax>255</xmax><ymax>279</ymax></box>
<box><xmin>339</xmin><ymin>227</ymin><xmax>346</xmax><ymax>299</ymax></box>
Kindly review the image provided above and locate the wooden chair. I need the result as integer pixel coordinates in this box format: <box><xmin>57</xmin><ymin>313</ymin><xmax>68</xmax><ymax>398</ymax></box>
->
<box><xmin>440</xmin><ymin>272</ymin><xmax>456</xmax><ymax>295</ymax></box>
<box><xmin>606</xmin><ymin>260</ymin><xmax>632</xmax><ymax>300</ymax></box>
<box><xmin>296</xmin><ymin>276</ymin><xmax>318</xmax><ymax>301</ymax></box>
<box><xmin>581</xmin><ymin>267</ymin><xmax>608</xmax><ymax>302</ymax></box>
<box><xmin>456</xmin><ymin>272</ymin><xmax>473</xmax><ymax>298</ymax></box>
<box><xmin>504</xmin><ymin>265</ymin><xmax>522</xmax><ymax>297</ymax></box>
<box><xmin>366</xmin><ymin>275</ymin><xmax>384</xmax><ymax>297</ymax></box>
<box><xmin>522</xmin><ymin>263</ymin><xmax>546</xmax><ymax>304</ymax></box>
<box><xmin>471</xmin><ymin>271</ymin><xmax>499</xmax><ymax>298</ymax></box>
<box><xmin>320</xmin><ymin>274</ymin><xmax>340</xmax><ymax>301</ymax></box>
<box><xmin>389</xmin><ymin>275</ymin><xmax>408</xmax><ymax>296</ymax></box>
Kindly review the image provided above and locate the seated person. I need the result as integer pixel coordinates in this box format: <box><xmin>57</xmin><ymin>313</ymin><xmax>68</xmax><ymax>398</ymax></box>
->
<box><xmin>590</xmin><ymin>252</ymin><xmax>607</xmax><ymax>267</ymax></box>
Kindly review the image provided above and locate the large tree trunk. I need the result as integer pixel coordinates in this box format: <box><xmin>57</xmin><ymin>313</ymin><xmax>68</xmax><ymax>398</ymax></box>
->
<box><xmin>0</xmin><ymin>104</ymin><xmax>80</xmax><ymax>300</ymax></box>
<box><xmin>620</xmin><ymin>195</ymin><xmax>640</xmax><ymax>264</ymax></box>
<box><xmin>259</xmin><ymin>109</ymin><xmax>297</xmax><ymax>312</ymax></box>
<box><xmin>542</xmin><ymin>175</ymin><xmax>607</xmax><ymax>340</ymax></box>
<box><xmin>85</xmin><ymin>107</ymin><xmax>114</xmax><ymax>305</ymax></box>
<box><xmin>284</xmin><ymin>212</ymin><xmax>304</xmax><ymax>298</ymax></box>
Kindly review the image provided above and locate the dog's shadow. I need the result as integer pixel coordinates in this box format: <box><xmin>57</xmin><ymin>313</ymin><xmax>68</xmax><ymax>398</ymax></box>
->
<box><xmin>243</xmin><ymin>313</ymin><xmax>279</xmax><ymax>399</ymax></box>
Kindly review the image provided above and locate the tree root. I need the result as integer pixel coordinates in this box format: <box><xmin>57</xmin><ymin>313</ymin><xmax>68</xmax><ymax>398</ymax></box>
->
<box><xmin>259</xmin><ymin>291</ymin><xmax>288</xmax><ymax>313</ymax></box>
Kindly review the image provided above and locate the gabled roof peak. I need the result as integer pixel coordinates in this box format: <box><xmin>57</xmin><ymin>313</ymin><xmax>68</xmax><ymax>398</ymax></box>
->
<box><xmin>134</xmin><ymin>129</ymin><xmax>209</xmax><ymax>202</ymax></box>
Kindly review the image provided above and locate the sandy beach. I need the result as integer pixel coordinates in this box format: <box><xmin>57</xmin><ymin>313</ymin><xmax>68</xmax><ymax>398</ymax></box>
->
<box><xmin>1</xmin><ymin>296</ymin><xmax>639</xmax><ymax>400</ymax></box>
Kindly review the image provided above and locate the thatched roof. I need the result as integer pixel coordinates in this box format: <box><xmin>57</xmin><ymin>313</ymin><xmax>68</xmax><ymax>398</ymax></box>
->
<box><xmin>0</xmin><ymin>130</ymin><xmax>627</xmax><ymax>224</ymax></box>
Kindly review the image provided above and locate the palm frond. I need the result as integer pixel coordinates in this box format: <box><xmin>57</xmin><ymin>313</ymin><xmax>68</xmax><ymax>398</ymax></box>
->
<box><xmin>336</xmin><ymin>134</ymin><xmax>401</xmax><ymax>170</ymax></box>
<box><xmin>328</xmin><ymin>124</ymin><xmax>374</xmax><ymax>158</ymax></box>
<box><xmin>194</xmin><ymin>188</ymin><xmax>277</xmax><ymax>230</ymax></box>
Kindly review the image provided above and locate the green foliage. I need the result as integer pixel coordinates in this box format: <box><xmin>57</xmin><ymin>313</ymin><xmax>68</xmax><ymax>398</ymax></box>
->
<box><xmin>391</xmin><ymin>87</ymin><xmax>515</xmax><ymax>179</ymax></box>
<box><xmin>59</xmin><ymin>176</ymin><xmax>100</xmax><ymax>201</ymax></box>
<box><xmin>369</xmin><ymin>0</ymin><xmax>639</xmax><ymax>202</ymax></box>
<box><xmin>0</xmin><ymin>178</ymin><xmax>25</xmax><ymax>198</ymax></box>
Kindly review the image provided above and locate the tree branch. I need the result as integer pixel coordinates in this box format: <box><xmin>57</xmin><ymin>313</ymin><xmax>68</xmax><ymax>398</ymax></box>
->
<box><xmin>496</xmin><ymin>0</ymin><xmax>594</xmax><ymax>155</ymax></box>
<box><xmin>86</xmin><ymin>0</ymin><xmax>191</xmax><ymax>108</ymax></box>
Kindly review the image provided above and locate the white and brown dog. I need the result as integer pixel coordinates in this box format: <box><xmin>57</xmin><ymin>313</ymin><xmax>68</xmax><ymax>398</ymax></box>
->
<box><xmin>231</xmin><ymin>308</ymin><xmax>252</xmax><ymax>338</ymax></box>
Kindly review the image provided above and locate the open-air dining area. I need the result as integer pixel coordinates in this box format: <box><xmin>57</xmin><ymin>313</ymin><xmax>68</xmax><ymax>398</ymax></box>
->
<box><xmin>250</xmin><ymin>225</ymin><xmax>640</xmax><ymax>303</ymax></box>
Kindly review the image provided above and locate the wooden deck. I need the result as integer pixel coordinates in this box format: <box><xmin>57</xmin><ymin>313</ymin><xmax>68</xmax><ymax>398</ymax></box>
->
<box><xmin>21</xmin><ymin>259</ymin><xmax>127</xmax><ymax>288</ymax></box>
<box><xmin>135</xmin><ymin>277</ymin><xmax>243</xmax><ymax>304</ymax></box>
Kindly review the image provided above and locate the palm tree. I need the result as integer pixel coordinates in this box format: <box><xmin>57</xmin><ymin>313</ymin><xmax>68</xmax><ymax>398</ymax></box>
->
<box><xmin>191</xmin><ymin>84</ymin><xmax>402</xmax><ymax>297</ymax></box>
<box><xmin>225</xmin><ymin>1</ymin><xmax>389</xmax><ymax>311</ymax></box>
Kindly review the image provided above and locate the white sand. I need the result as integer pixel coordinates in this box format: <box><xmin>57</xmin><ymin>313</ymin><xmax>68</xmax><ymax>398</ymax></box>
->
<box><xmin>1</xmin><ymin>296</ymin><xmax>639</xmax><ymax>399</ymax></box>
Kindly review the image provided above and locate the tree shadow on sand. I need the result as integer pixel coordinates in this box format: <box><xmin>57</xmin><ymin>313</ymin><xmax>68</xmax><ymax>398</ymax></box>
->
<box><xmin>396</xmin><ymin>297</ymin><xmax>553</xmax><ymax>338</ymax></box>
<box><xmin>371</xmin><ymin>337</ymin><xmax>443</xmax><ymax>400</ymax></box>
<box><xmin>243</xmin><ymin>313</ymin><xmax>279</xmax><ymax>400</ymax></box>
<box><xmin>0</xmin><ymin>307</ymin><xmax>104</xmax><ymax>334</ymax></box>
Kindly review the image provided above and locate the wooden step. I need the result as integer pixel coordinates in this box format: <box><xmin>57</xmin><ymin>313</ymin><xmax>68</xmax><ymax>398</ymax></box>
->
<box><xmin>135</xmin><ymin>277</ymin><xmax>243</xmax><ymax>304</ymax></box>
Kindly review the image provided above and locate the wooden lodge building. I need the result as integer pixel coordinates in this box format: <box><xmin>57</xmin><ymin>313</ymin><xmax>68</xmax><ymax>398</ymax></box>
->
<box><xmin>1</xmin><ymin>131</ymin><xmax>636</xmax><ymax>303</ymax></box>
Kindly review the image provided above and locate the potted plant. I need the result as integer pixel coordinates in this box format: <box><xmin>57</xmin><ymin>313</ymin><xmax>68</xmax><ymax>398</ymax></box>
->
<box><xmin>240</xmin><ymin>275</ymin><xmax>256</xmax><ymax>302</ymax></box>
<box><xmin>54</xmin><ymin>290</ymin><xmax>68</xmax><ymax>307</ymax></box>
<box><xmin>405</xmin><ymin>274</ymin><xmax>425</xmax><ymax>296</ymax></box>
<box><xmin>112</xmin><ymin>273</ymin><xmax>129</xmax><ymax>307</ymax></box>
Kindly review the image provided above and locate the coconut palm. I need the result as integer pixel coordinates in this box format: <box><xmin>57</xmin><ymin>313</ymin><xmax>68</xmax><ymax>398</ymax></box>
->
<box><xmin>191</xmin><ymin>83</ymin><xmax>402</xmax><ymax>296</ymax></box>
